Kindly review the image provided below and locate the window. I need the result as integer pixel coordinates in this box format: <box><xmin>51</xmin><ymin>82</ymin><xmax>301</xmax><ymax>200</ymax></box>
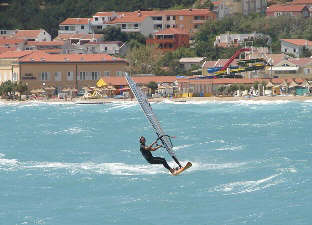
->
<box><xmin>293</xmin><ymin>49</ymin><xmax>296</xmax><ymax>53</ymax></box>
<box><xmin>104</xmin><ymin>47</ymin><xmax>108</xmax><ymax>52</ymax></box>
<box><xmin>79</xmin><ymin>72</ymin><xmax>86</xmax><ymax>80</ymax></box>
<box><xmin>167</xmin><ymin>16</ymin><xmax>170</xmax><ymax>21</ymax></box>
<box><xmin>103</xmin><ymin>71</ymin><xmax>110</xmax><ymax>76</ymax></box>
<box><xmin>67</xmin><ymin>72</ymin><xmax>73</xmax><ymax>81</ymax></box>
<box><xmin>173</xmin><ymin>16</ymin><xmax>176</xmax><ymax>20</ymax></box>
<box><xmin>95</xmin><ymin>17</ymin><xmax>98</xmax><ymax>21</ymax></box>
<box><xmin>41</xmin><ymin>72</ymin><xmax>49</xmax><ymax>81</ymax></box>
<box><xmin>81</xmin><ymin>25</ymin><xmax>84</xmax><ymax>30</ymax></box>
<box><xmin>12</xmin><ymin>72</ymin><xmax>17</xmax><ymax>81</ymax></box>
<box><xmin>122</xmin><ymin>24</ymin><xmax>126</xmax><ymax>29</ymax></box>
<box><xmin>91</xmin><ymin>72</ymin><xmax>99</xmax><ymax>80</ymax></box>
<box><xmin>194</xmin><ymin>24</ymin><xmax>200</xmax><ymax>29</ymax></box>
<box><xmin>116</xmin><ymin>71</ymin><xmax>123</xmax><ymax>76</ymax></box>
<box><xmin>65</xmin><ymin>26</ymin><xmax>69</xmax><ymax>31</ymax></box>
<box><xmin>97</xmin><ymin>26</ymin><xmax>102</xmax><ymax>29</ymax></box>
<box><xmin>134</xmin><ymin>24</ymin><xmax>139</xmax><ymax>29</ymax></box>
<box><xmin>55</xmin><ymin>72</ymin><xmax>61</xmax><ymax>81</ymax></box>
<box><xmin>166</xmin><ymin>24</ymin><xmax>170</xmax><ymax>28</ymax></box>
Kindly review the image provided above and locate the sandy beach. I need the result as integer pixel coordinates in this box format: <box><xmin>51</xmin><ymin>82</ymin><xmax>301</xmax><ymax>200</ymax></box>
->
<box><xmin>1</xmin><ymin>95</ymin><xmax>312</xmax><ymax>104</ymax></box>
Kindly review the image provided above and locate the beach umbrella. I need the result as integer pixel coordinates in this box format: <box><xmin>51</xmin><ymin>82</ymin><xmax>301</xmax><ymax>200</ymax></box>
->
<box><xmin>288</xmin><ymin>80</ymin><xmax>298</xmax><ymax>88</ymax></box>
<box><xmin>265</xmin><ymin>81</ymin><xmax>274</xmax><ymax>88</ymax></box>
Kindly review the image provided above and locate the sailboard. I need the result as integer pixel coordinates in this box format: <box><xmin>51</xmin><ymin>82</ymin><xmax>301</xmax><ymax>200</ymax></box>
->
<box><xmin>125</xmin><ymin>72</ymin><xmax>191</xmax><ymax>173</ymax></box>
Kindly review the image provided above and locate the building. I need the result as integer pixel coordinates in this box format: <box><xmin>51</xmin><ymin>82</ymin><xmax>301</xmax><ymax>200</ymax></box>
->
<box><xmin>214</xmin><ymin>32</ymin><xmax>271</xmax><ymax>47</ymax></box>
<box><xmin>280</xmin><ymin>39</ymin><xmax>312</xmax><ymax>57</ymax></box>
<box><xmin>59</xmin><ymin>18</ymin><xmax>93</xmax><ymax>35</ymax></box>
<box><xmin>216</xmin><ymin>0</ymin><xmax>267</xmax><ymax>18</ymax></box>
<box><xmin>88</xmin><ymin>9</ymin><xmax>216</xmax><ymax>37</ymax></box>
<box><xmin>24</xmin><ymin>41</ymin><xmax>65</xmax><ymax>54</ymax></box>
<box><xmin>0</xmin><ymin>51</ymin><xmax>35</xmax><ymax>83</ymax></box>
<box><xmin>146</xmin><ymin>28</ymin><xmax>190</xmax><ymax>51</ymax></box>
<box><xmin>0</xmin><ymin>29</ymin><xmax>51</xmax><ymax>42</ymax></box>
<box><xmin>267</xmin><ymin>57</ymin><xmax>312</xmax><ymax>77</ymax></box>
<box><xmin>0</xmin><ymin>51</ymin><xmax>128</xmax><ymax>91</ymax></box>
<box><xmin>179</xmin><ymin>57</ymin><xmax>205</xmax><ymax>71</ymax></box>
<box><xmin>81</xmin><ymin>41</ymin><xmax>128</xmax><ymax>56</ymax></box>
<box><xmin>266</xmin><ymin>4</ymin><xmax>310</xmax><ymax>17</ymax></box>
<box><xmin>53</xmin><ymin>33</ymin><xmax>103</xmax><ymax>44</ymax></box>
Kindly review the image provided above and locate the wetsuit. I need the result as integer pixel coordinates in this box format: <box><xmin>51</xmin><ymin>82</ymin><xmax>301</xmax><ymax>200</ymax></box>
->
<box><xmin>140</xmin><ymin>144</ymin><xmax>171</xmax><ymax>171</ymax></box>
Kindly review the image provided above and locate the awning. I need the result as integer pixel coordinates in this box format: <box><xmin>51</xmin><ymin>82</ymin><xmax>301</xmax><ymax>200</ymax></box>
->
<box><xmin>268</xmin><ymin>66</ymin><xmax>299</xmax><ymax>71</ymax></box>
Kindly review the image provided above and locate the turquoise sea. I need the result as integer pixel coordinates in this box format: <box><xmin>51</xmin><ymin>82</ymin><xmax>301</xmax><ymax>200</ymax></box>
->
<box><xmin>0</xmin><ymin>100</ymin><xmax>311</xmax><ymax>225</ymax></box>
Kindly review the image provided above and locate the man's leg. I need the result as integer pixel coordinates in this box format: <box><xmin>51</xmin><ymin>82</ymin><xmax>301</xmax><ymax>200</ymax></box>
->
<box><xmin>148</xmin><ymin>157</ymin><xmax>173</xmax><ymax>171</ymax></box>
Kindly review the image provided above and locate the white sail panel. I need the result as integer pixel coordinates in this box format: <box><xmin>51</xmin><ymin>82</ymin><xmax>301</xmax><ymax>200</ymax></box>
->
<box><xmin>125</xmin><ymin>73</ymin><xmax>176</xmax><ymax>158</ymax></box>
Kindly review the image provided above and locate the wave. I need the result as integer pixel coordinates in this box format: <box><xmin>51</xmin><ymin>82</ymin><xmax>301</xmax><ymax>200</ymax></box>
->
<box><xmin>210</xmin><ymin>173</ymin><xmax>285</xmax><ymax>195</ymax></box>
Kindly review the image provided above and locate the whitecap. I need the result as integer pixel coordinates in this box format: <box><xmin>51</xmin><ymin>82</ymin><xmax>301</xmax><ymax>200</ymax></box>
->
<box><xmin>210</xmin><ymin>173</ymin><xmax>284</xmax><ymax>195</ymax></box>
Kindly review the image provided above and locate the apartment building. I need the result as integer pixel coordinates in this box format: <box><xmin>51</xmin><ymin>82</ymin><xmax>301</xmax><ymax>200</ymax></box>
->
<box><xmin>59</xmin><ymin>18</ymin><xmax>93</xmax><ymax>35</ymax></box>
<box><xmin>280</xmin><ymin>39</ymin><xmax>312</xmax><ymax>57</ymax></box>
<box><xmin>216</xmin><ymin>0</ymin><xmax>267</xmax><ymax>18</ymax></box>
<box><xmin>86</xmin><ymin>9</ymin><xmax>216</xmax><ymax>37</ymax></box>
<box><xmin>266</xmin><ymin>4</ymin><xmax>310</xmax><ymax>17</ymax></box>
<box><xmin>146</xmin><ymin>28</ymin><xmax>190</xmax><ymax>51</ymax></box>
<box><xmin>0</xmin><ymin>51</ymin><xmax>128</xmax><ymax>90</ymax></box>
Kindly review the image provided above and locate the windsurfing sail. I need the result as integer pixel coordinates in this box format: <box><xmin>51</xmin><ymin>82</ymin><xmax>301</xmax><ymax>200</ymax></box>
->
<box><xmin>125</xmin><ymin>72</ymin><xmax>182</xmax><ymax>167</ymax></box>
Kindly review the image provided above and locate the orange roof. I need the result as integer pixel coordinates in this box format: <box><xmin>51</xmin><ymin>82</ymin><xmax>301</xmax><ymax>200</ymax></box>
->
<box><xmin>60</xmin><ymin>18</ymin><xmax>91</xmax><ymax>25</ymax></box>
<box><xmin>109</xmin><ymin>14</ymin><xmax>149</xmax><ymax>23</ymax></box>
<box><xmin>288</xmin><ymin>57</ymin><xmax>312</xmax><ymax>66</ymax></box>
<box><xmin>0</xmin><ymin>47</ymin><xmax>16</xmax><ymax>54</ymax></box>
<box><xmin>266</xmin><ymin>4</ymin><xmax>307</xmax><ymax>12</ymax></box>
<box><xmin>291</xmin><ymin>0</ymin><xmax>312</xmax><ymax>4</ymax></box>
<box><xmin>164</xmin><ymin>9</ymin><xmax>215</xmax><ymax>16</ymax></box>
<box><xmin>101</xmin><ymin>76</ymin><xmax>178</xmax><ymax>86</ymax></box>
<box><xmin>0</xmin><ymin>39</ymin><xmax>25</xmax><ymax>45</ymax></box>
<box><xmin>280</xmin><ymin>39</ymin><xmax>312</xmax><ymax>46</ymax></box>
<box><xmin>154</xmin><ymin>28</ymin><xmax>189</xmax><ymax>35</ymax></box>
<box><xmin>14</xmin><ymin>30</ymin><xmax>42</xmax><ymax>39</ymax></box>
<box><xmin>26</xmin><ymin>41</ymin><xmax>65</xmax><ymax>46</ymax></box>
<box><xmin>0</xmin><ymin>50</ymin><xmax>35</xmax><ymax>59</ymax></box>
<box><xmin>19</xmin><ymin>52</ymin><xmax>128</xmax><ymax>63</ymax></box>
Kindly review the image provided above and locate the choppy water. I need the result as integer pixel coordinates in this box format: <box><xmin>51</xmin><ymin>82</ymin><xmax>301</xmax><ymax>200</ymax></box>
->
<box><xmin>0</xmin><ymin>100</ymin><xmax>311</xmax><ymax>225</ymax></box>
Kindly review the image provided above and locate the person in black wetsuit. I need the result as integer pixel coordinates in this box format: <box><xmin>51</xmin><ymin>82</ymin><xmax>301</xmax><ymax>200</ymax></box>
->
<box><xmin>139</xmin><ymin>136</ymin><xmax>175</xmax><ymax>174</ymax></box>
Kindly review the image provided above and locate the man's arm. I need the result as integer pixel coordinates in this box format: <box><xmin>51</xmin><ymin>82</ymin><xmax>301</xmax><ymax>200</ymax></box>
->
<box><xmin>145</xmin><ymin>144</ymin><xmax>162</xmax><ymax>151</ymax></box>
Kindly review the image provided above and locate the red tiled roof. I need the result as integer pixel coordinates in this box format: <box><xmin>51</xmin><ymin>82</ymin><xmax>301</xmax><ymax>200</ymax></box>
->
<box><xmin>280</xmin><ymin>39</ymin><xmax>312</xmax><ymax>46</ymax></box>
<box><xmin>0</xmin><ymin>50</ymin><xmax>35</xmax><ymax>59</ymax></box>
<box><xmin>14</xmin><ymin>30</ymin><xmax>42</xmax><ymax>39</ymax></box>
<box><xmin>109</xmin><ymin>14</ymin><xmax>149</xmax><ymax>23</ymax></box>
<box><xmin>164</xmin><ymin>9</ymin><xmax>215</xmax><ymax>16</ymax></box>
<box><xmin>154</xmin><ymin>28</ymin><xmax>189</xmax><ymax>35</ymax></box>
<box><xmin>0</xmin><ymin>47</ymin><xmax>16</xmax><ymax>54</ymax></box>
<box><xmin>0</xmin><ymin>39</ymin><xmax>25</xmax><ymax>45</ymax></box>
<box><xmin>101</xmin><ymin>76</ymin><xmax>178</xmax><ymax>86</ymax></box>
<box><xmin>19</xmin><ymin>52</ymin><xmax>128</xmax><ymax>63</ymax></box>
<box><xmin>266</xmin><ymin>4</ymin><xmax>307</xmax><ymax>12</ymax></box>
<box><xmin>26</xmin><ymin>41</ymin><xmax>65</xmax><ymax>46</ymax></box>
<box><xmin>288</xmin><ymin>57</ymin><xmax>312</xmax><ymax>66</ymax></box>
<box><xmin>60</xmin><ymin>18</ymin><xmax>91</xmax><ymax>25</ymax></box>
<box><xmin>291</xmin><ymin>0</ymin><xmax>312</xmax><ymax>4</ymax></box>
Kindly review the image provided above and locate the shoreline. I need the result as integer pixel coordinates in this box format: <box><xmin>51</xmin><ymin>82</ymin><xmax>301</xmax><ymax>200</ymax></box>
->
<box><xmin>1</xmin><ymin>95</ymin><xmax>312</xmax><ymax>104</ymax></box>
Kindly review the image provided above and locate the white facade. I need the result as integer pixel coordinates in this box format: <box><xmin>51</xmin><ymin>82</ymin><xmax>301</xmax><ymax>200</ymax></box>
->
<box><xmin>59</xmin><ymin>22</ymin><xmax>92</xmax><ymax>35</ymax></box>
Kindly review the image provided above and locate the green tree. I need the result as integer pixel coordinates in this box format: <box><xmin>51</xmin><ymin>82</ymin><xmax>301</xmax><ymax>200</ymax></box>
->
<box><xmin>147</xmin><ymin>81</ymin><xmax>158</xmax><ymax>94</ymax></box>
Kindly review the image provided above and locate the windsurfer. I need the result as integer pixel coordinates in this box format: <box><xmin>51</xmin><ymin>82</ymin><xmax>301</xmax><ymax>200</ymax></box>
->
<box><xmin>139</xmin><ymin>136</ymin><xmax>175</xmax><ymax>174</ymax></box>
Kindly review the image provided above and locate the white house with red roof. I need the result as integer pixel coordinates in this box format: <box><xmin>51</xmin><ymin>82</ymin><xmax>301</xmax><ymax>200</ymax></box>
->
<box><xmin>0</xmin><ymin>29</ymin><xmax>51</xmax><ymax>42</ymax></box>
<box><xmin>59</xmin><ymin>18</ymin><xmax>93</xmax><ymax>35</ymax></box>
<box><xmin>91</xmin><ymin>11</ymin><xmax>118</xmax><ymax>31</ymax></box>
<box><xmin>266</xmin><ymin>4</ymin><xmax>310</xmax><ymax>17</ymax></box>
<box><xmin>280</xmin><ymin>39</ymin><xmax>312</xmax><ymax>57</ymax></box>
<box><xmin>81</xmin><ymin>41</ymin><xmax>128</xmax><ymax>55</ymax></box>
